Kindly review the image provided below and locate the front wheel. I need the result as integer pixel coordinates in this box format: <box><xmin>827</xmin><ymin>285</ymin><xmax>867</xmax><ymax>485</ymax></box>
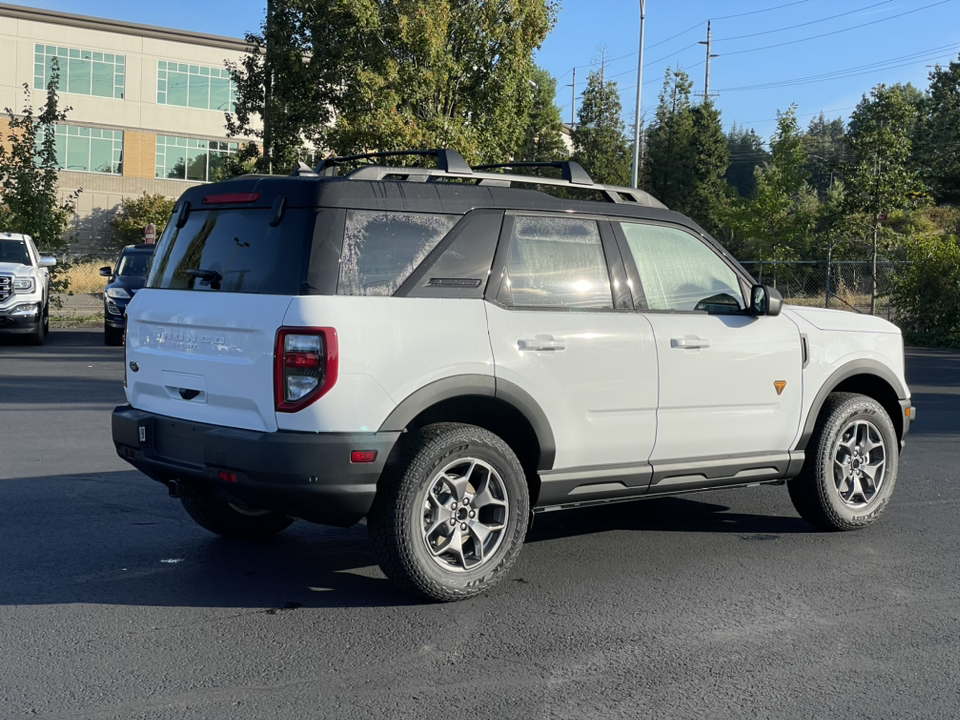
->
<box><xmin>368</xmin><ymin>423</ymin><xmax>530</xmax><ymax>602</ymax></box>
<box><xmin>788</xmin><ymin>392</ymin><xmax>899</xmax><ymax>531</ymax></box>
<box><xmin>180</xmin><ymin>495</ymin><xmax>294</xmax><ymax>540</ymax></box>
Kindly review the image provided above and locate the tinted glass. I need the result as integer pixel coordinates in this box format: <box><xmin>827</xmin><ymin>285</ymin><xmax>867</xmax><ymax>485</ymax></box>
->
<box><xmin>619</xmin><ymin>223</ymin><xmax>744</xmax><ymax>312</ymax></box>
<box><xmin>0</xmin><ymin>240</ymin><xmax>31</xmax><ymax>266</ymax></box>
<box><xmin>337</xmin><ymin>210</ymin><xmax>458</xmax><ymax>296</ymax></box>
<box><xmin>499</xmin><ymin>216</ymin><xmax>613</xmax><ymax>309</ymax></box>
<box><xmin>116</xmin><ymin>250</ymin><xmax>153</xmax><ymax>276</ymax></box>
<box><xmin>147</xmin><ymin>209</ymin><xmax>308</xmax><ymax>295</ymax></box>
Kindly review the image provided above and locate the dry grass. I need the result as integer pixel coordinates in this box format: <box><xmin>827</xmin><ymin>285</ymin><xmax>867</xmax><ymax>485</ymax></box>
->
<box><xmin>61</xmin><ymin>260</ymin><xmax>109</xmax><ymax>294</ymax></box>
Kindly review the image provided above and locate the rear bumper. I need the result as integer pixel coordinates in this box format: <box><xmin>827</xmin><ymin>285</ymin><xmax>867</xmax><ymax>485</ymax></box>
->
<box><xmin>112</xmin><ymin>405</ymin><xmax>401</xmax><ymax>527</ymax></box>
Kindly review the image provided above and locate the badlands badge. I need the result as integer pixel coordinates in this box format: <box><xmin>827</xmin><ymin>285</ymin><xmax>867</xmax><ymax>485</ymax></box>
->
<box><xmin>774</xmin><ymin>380</ymin><xmax>787</xmax><ymax>396</ymax></box>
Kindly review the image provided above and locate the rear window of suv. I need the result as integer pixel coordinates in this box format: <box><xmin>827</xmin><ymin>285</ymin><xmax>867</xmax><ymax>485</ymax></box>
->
<box><xmin>147</xmin><ymin>208</ymin><xmax>309</xmax><ymax>294</ymax></box>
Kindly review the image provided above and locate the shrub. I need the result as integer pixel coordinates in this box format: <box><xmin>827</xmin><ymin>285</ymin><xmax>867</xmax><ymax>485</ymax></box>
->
<box><xmin>110</xmin><ymin>193</ymin><xmax>176</xmax><ymax>247</ymax></box>
<box><xmin>890</xmin><ymin>234</ymin><xmax>960</xmax><ymax>347</ymax></box>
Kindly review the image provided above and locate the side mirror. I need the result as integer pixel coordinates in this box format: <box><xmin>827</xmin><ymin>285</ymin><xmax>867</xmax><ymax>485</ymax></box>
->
<box><xmin>39</xmin><ymin>256</ymin><xmax>57</xmax><ymax>268</ymax></box>
<box><xmin>99</xmin><ymin>266</ymin><xmax>113</xmax><ymax>277</ymax></box>
<box><xmin>750</xmin><ymin>284</ymin><xmax>783</xmax><ymax>317</ymax></box>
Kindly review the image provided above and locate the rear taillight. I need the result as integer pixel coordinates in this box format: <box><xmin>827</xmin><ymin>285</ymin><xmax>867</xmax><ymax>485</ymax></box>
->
<box><xmin>275</xmin><ymin>327</ymin><xmax>338</xmax><ymax>412</ymax></box>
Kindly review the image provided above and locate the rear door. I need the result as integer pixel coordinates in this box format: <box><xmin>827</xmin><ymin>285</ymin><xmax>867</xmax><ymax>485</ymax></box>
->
<box><xmin>125</xmin><ymin>203</ymin><xmax>312</xmax><ymax>432</ymax></box>
<box><xmin>484</xmin><ymin>213</ymin><xmax>659</xmax><ymax>476</ymax></box>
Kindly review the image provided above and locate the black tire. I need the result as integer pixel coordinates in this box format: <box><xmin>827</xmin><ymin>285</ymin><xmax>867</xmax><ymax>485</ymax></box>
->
<box><xmin>788</xmin><ymin>392</ymin><xmax>899</xmax><ymax>531</ymax></box>
<box><xmin>104</xmin><ymin>323</ymin><xmax>124</xmax><ymax>346</ymax></box>
<box><xmin>180</xmin><ymin>495</ymin><xmax>294</xmax><ymax>540</ymax></box>
<box><xmin>368</xmin><ymin>423</ymin><xmax>530</xmax><ymax>602</ymax></box>
<box><xmin>26</xmin><ymin>314</ymin><xmax>45</xmax><ymax>346</ymax></box>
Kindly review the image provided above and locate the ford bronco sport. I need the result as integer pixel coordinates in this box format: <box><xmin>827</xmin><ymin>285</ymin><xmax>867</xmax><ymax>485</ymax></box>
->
<box><xmin>111</xmin><ymin>149</ymin><xmax>914</xmax><ymax>601</ymax></box>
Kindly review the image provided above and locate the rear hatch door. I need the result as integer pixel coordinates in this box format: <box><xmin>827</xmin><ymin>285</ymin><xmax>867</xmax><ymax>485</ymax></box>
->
<box><xmin>125</xmin><ymin>196</ymin><xmax>315</xmax><ymax>433</ymax></box>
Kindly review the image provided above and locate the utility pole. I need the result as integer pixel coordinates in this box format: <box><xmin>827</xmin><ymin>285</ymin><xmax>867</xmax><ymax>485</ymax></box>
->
<box><xmin>569</xmin><ymin>67</ymin><xmax>577</xmax><ymax>126</ymax></box>
<box><xmin>262</xmin><ymin>0</ymin><xmax>274</xmax><ymax>174</ymax></box>
<box><xmin>630</xmin><ymin>0</ymin><xmax>646</xmax><ymax>189</ymax></box>
<box><xmin>698</xmin><ymin>21</ymin><xmax>719</xmax><ymax>101</ymax></box>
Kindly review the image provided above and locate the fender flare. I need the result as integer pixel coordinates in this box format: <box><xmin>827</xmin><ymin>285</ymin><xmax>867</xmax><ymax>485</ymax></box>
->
<box><xmin>794</xmin><ymin>359</ymin><xmax>907</xmax><ymax>452</ymax></box>
<box><xmin>378</xmin><ymin>374</ymin><xmax>557</xmax><ymax>470</ymax></box>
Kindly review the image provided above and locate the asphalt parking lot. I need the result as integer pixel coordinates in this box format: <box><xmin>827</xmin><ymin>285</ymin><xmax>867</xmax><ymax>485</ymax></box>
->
<box><xmin>2</xmin><ymin>329</ymin><xmax>959</xmax><ymax>720</ymax></box>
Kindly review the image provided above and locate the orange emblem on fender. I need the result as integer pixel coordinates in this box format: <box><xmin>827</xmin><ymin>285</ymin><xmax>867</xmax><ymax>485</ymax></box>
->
<box><xmin>774</xmin><ymin>381</ymin><xmax>787</xmax><ymax>395</ymax></box>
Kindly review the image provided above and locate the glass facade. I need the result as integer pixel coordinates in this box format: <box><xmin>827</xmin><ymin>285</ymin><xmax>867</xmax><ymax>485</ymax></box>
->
<box><xmin>156</xmin><ymin>135</ymin><xmax>238</xmax><ymax>182</ymax></box>
<box><xmin>34</xmin><ymin>45</ymin><xmax>125</xmax><ymax>99</ymax></box>
<box><xmin>157</xmin><ymin>61</ymin><xmax>236</xmax><ymax>112</ymax></box>
<box><xmin>43</xmin><ymin>125</ymin><xmax>124</xmax><ymax>174</ymax></box>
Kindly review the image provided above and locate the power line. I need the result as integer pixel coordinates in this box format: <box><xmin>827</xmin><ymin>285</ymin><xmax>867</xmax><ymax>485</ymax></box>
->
<box><xmin>714</xmin><ymin>0</ymin><xmax>892</xmax><ymax>42</ymax></box>
<box><xmin>717</xmin><ymin>43</ymin><xmax>960</xmax><ymax>92</ymax></box>
<box><xmin>710</xmin><ymin>0</ymin><xmax>810</xmax><ymax>21</ymax></box>
<box><xmin>721</xmin><ymin>1</ymin><xmax>950</xmax><ymax>57</ymax></box>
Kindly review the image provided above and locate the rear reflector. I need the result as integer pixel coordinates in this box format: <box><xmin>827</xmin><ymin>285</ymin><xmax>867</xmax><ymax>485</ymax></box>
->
<box><xmin>219</xmin><ymin>471</ymin><xmax>238</xmax><ymax>482</ymax></box>
<box><xmin>203</xmin><ymin>192</ymin><xmax>261</xmax><ymax>205</ymax></box>
<box><xmin>350</xmin><ymin>450</ymin><xmax>377</xmax><ymax>464</ymax></box>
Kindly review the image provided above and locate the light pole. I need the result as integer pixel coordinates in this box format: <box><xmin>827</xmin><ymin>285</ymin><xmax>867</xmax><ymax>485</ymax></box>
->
<box><xmin>630</xmin><ymin>0</ymin><xmax>646</xmax><ymax>189</ymax></box>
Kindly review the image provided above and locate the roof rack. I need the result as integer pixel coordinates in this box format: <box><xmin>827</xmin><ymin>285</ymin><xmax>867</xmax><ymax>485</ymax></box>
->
<box><xmin>312</xmin><ymin>147</ymin><xmax>667</xmax><ymax>209</ymax></box>
<box><xmin>472</xmin><ymin>160</ymin><xmax>593</xmax><ymax>186</ymax></box>
<box><xmin>315</xmin><ymin>149</ymin><xmax>472</xmax><ymax>176</ymax></box>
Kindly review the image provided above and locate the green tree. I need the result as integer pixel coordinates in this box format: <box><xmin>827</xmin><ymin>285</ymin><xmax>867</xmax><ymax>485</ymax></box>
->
<box><xmin>642</xmin><ymin>68</ymin><xmax>696</xmax><ymax>208</ymax></box>
<box><xmin>516</xmin><ymin>65</ymin><xmax>568</xmax><ymax>163</ymax></box>
<box><xmin>803</xmin><ymin>113</ymin><xmax>847</xmax><ymax>199</ymax></box>
<box><xmin>225</xmin><ymin>0</ymin><xmax>333</xmax><ymax>174</ymax></box>
<box><xmin>687</xmin><ymin>100</ymin><xmax>730</xmax><ymax>237</ymax></box>
<box><xmin>110</xmin><ymin>193</ymin><xmax>176</xmax><ymax>247</ymax></box>
<box><xmin>914</xmin><ymin>55</ymin><xmax>960</xmax><ymax>204</ymax></box>
<box><xmin>0</xmin><ymin>59</ymin><xmax>77</xmax><ymax>295</ymax></box>
<box><xmin>314</xmin><ymin>0</ymin><xmax>557</xmax><ymax>164</ymax></box>
<box><xmin>725</xmin><ymin>123</ymin><xmax>770</xmax><ymax>199</ymax></box>
<box><xmin>571</xmin><ymin>65</ymin><xmax>631</xmax><ymax>185</ymax></box>
<box><xmin>845</xmin><ymin>84</ymin><xmax>928</xmax><ymax>313</ymax></box>
<box><xmin>733</xmin><ymin>106</ymin><xmax>816</xmax><ymax>268</ymax></box>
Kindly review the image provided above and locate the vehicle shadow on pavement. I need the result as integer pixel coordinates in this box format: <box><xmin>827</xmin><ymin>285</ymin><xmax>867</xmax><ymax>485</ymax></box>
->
<box><xmin>526</xmin><ymin>494</ymin><xmax>812</xmax><ymax>545</ymax></box>
<box><xmin>0</xmin><ymin>471</ymin><xmax>811</xmax><ymax>610</ymax></box>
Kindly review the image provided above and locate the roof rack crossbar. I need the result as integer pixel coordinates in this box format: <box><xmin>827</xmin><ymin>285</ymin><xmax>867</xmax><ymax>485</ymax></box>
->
<box><xmin>471</xmin><ymin>160</ymin><xmax>594</xmax><ymax>186</ymax></box>
<box><xmin>315</xmin><ymin>149</ymin><xmax>472</xmax><ymax>176</ymax></box>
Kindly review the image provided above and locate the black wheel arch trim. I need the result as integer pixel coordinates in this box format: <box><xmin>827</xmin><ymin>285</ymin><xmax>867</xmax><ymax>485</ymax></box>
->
<box><xmin>377</xmin><ymin>374</ymin><xmax>557</xmax><ymax>470</ymax></box>
<box><xmin>794</xmin><ymin>359</ymin><xmax>908</xmax><ymax>452</ymax></box>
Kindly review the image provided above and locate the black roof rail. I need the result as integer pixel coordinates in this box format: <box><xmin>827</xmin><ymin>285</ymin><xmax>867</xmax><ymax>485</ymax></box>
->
<box><xmin>472</xmin><ymin>160</ymin><xmax>594</xmax><ymax>186</ymax></box>
<box><xmin>315</xmin><ymin>149</ymin><xmax>472</xmax><ymax>176</ymax></box>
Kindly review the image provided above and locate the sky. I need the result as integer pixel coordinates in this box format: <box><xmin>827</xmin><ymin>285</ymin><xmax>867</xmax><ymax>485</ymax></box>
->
<box><xmin>13</xmin><ymin>0</ymin><xmax>960</xmax><ymax>143</ymax></box>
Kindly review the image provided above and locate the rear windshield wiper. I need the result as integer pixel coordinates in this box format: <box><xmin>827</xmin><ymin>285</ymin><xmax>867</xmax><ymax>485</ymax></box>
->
<box><xmin>184</xmin><ymin>268</ymin><xmax>222</xmax><ymax>290</ymax></box>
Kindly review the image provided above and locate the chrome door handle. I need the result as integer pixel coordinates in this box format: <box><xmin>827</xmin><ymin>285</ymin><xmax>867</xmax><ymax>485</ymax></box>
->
<box><xmin>671</xmin><ymin>336</ymin><xmax>710</xmax><ymax>349</ymax></box>
<box><xmin>518</xmin><ymin>337</ymin><xmax>566</xmax><ymax>352</ymax></box>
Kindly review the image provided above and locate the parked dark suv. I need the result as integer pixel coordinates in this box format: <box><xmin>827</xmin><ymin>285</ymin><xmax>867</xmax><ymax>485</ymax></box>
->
<box><xmin>99</xmin><ymin>244</ymin><xmax>155</xmax><ymax>345</ymax></box>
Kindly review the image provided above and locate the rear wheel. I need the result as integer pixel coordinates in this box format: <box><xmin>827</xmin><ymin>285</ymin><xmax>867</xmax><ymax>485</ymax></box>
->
<box><xmin>788</xmin><ymin>392</ymin><xmax>898</xmax><ymax>531</ymax></box>
<box><xmin>180</xmin><ymin>495</ymin><xmax>294</xmax><ymax>540</ymax></box>
<box><xmin>368</xmin><ymin>423</ymin><xmax>529</xmax><ymax>602</ymax></box>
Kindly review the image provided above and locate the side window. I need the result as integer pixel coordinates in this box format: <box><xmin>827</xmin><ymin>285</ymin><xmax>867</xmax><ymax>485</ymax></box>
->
<box><xmin>499</xmin><ymin>216</ymin><xmax>613</xmax><ymax>309</ymax></box>
<box><xmin>337</xmin><ymin>211</ymin><xmax>459</xmax><ymax>296</ymax></box>
<box><xmin>618</xmin><ymin>223</ymin><xmax>744</xmax><ymax>313</ymax></box>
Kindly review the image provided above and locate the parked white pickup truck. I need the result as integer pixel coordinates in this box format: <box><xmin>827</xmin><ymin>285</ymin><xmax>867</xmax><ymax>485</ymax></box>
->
<box><xmin>0</xmin><ymin>232</ymin><xmax>56</xmax><ymax>345</ymax></box>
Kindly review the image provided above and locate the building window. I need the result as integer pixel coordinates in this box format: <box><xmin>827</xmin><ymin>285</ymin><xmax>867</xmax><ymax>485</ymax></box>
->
<box><xmin>156</xmin><ymin>135</ymin><xmax>238</xmax><ymax>182</ymax></box>
<box><xmin>34</xmin><ymin>45</ymin><xmax>124</xmax><ymax>99</ymax></box>
<box><xmin>43</xmin><ymin>125</ymin><xmax>124</xmax><ymax>174</ymax></box>
<box><xmin>157</xmin><ymin>61</ymin><xmax>236</xmax><ymax>112</ymax></box>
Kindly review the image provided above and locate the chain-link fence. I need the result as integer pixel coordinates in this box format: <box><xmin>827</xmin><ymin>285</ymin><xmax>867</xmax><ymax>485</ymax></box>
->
<box><xmin>739</xmin><ymin>260</ymin><xmax>904</xmax><ymax>318</ymax></box>
<box><xmin>51</xmin><ymin>254</ymin><xmax>116</xmax><ymax>319</ymax></box>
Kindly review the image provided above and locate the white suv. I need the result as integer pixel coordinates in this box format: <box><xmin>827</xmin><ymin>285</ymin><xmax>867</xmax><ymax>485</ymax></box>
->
<box><xmin>111</xmin><ymin>150</ymin><xmax>914</xmax><ymax>601</ymax></box>
<box><xmin>0</xmin><ymin>232</ymin><xmax>56</xmax><ymax>345</ymax></box>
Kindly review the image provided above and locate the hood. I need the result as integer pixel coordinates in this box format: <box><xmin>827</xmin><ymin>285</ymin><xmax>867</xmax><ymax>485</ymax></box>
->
<box><xmin>784</xmin><ymin>304</ymin><xmax>901</xmax><ymax>334</ymax></box>
<box><xmin>0</xmin><ymin>261</ymin><xmax>31</xmax><ymax>275</ymax></box>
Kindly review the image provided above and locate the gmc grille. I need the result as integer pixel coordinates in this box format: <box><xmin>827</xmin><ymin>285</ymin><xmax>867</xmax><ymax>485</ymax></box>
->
<box><xmin>0</xmin><ymin>275</ymin><xmax>11</xmax><ymax>303</ymax></box>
